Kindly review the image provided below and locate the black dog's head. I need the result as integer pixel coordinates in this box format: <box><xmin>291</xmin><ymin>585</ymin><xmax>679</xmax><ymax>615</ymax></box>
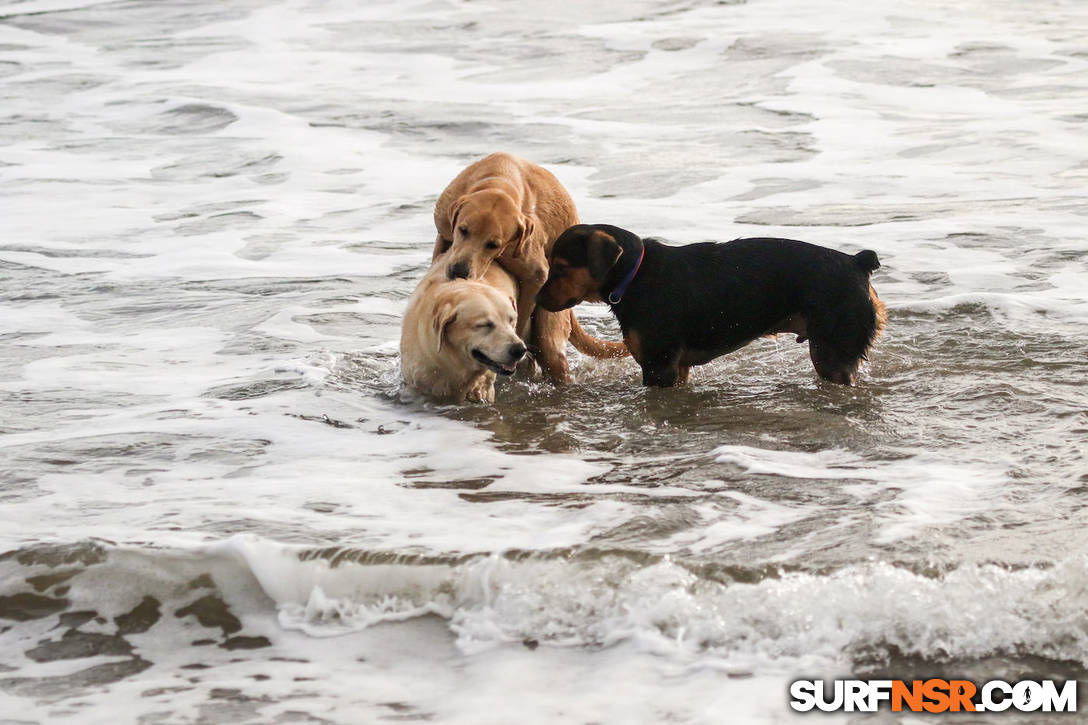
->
<box><xmin>536</xmin><ymin>224</ymin><xmax>634</xmax><ymax>311</ymax></box>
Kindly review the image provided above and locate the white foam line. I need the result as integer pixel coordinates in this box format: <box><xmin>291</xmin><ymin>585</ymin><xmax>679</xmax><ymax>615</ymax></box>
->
<box><xmin>897</xmin><ymin>291</ymin><xmax>1087</xmax><ymax>320</ymax></box>
<box><xmin>191</xmin><ymin>534</ymin><xmax>1088</xmax><ymax>672</ymax></box>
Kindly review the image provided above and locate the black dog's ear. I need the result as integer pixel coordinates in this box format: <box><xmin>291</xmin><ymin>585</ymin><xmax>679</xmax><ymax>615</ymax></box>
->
<box><xmin>587</xmin><ymin>230</ymin><xmax>623</xmax><ymax>279</ymax></box>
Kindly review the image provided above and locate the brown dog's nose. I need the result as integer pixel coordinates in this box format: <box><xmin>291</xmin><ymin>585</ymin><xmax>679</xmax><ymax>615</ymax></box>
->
<box><xmin>508</xmin><ymin>342</ymin><xmax>527</xmax><ymax>361</ymax></box>
<box><xmin>448</xmin><ymin>262</ymin><xmax>470</xmax><ymax>279</ymax></box>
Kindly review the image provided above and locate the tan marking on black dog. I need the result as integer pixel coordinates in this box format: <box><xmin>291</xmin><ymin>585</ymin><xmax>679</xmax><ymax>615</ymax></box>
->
<box><xmin>870</xmin><ymin>285</ymin><xmax>886</xmax><ymax>340</ymax></box>
<box><xmin>537</xmin><ymin>264</ymin><xmax>600</xmax><ymax>310</ymax></box>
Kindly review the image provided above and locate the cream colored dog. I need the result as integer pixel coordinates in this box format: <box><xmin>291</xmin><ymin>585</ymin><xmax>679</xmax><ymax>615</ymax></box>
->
<box><xmin>433</xmin><ymin>152</ymin><xmax>627</xmax><ymax>382</ymax></box>
<box><xmin>400</xmin><ymin>263</ymin><xmax>526</xmax><ymax>403</ymax></box>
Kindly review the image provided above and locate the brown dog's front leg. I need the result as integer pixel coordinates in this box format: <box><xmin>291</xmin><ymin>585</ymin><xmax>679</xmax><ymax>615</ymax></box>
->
<box><xmin>500</xmin><ymin>247</ymin><xmax>548</xmax><ymax>342</ymax></box>
<box><xmin>531</xmin><ymin>308</ymin><xmax>572</xmax><ymax>383</ymax></box>
<box><xmin>515</xmin><ymin>284</ymin><xmax>542</xmax><ymax>342</ymax></box>
<box><xmin>432</xmin><ymin>234</ymin><xmax>452</xmax><ymax>262</ymax></box>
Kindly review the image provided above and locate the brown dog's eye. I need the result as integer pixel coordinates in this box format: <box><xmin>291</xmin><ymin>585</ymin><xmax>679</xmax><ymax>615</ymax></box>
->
<box><xmin>458</xmin><ymin>226</ymin><xmax>469</xmax><ymax>237</ymax></box>
<box><xmin>476</xmin><ymin>321</ymin><xmax>495</xmax><ymax>332</ymax></box>
<box><xmin>485</xmin><ymin>241</ymin><xmax>500</xmax><ymax>250</ymax></box>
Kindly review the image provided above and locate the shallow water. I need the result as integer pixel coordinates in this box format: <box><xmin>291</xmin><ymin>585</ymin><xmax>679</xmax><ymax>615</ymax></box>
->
<box><xmin>2</xmin><ymin>0</ymin><xmax>1087</xmax><ymax>722</ymax></box>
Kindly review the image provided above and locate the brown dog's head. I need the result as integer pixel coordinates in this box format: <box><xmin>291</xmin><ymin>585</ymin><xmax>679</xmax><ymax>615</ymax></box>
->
<box><xmin>433</xmin><ymin>281</ymin><xmax>526</xmax><ymax>376</ymax></box>
<box><xmin>445</xmin><ymin>189</ymin><xmax>534</xmax><ymax>280</ymax></box>
<box><xmin>536</xmin><ymin>225</ymin><xmax>624</xmax><ymax>311</ymax></box>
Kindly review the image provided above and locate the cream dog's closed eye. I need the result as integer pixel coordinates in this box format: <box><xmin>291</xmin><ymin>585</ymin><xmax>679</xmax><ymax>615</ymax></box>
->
<box><xmin>400</xmin><ymin>263</ymin><xmax>526</xmax><ymax>404</ymax></box>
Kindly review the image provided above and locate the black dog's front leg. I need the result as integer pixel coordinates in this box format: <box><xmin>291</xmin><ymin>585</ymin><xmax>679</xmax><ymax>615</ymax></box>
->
<box><xmin>639</xmin><ymin>347</ymin><xmax>682</xmax><ymax>387</ymax></box>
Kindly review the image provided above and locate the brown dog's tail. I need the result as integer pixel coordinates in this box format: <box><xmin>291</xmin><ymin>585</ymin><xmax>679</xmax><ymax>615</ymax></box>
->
<box><xmin>568</xmin><ymin>313</ymin><xmax>629</xmax><ymax>358</ymax></box>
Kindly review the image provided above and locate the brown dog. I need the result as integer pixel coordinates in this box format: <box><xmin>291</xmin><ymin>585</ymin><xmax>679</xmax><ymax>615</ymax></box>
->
<box><xmin>433</xmin><ymin>152</ymin><xmax>626</xmax><ymax>381</ymax></box>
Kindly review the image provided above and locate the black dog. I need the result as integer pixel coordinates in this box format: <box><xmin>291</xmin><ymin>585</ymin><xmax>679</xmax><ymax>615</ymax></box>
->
<box><xmin>536</xmin><ymin>224</ymin><xmax>886</xmax><ymax>387</ymax></box>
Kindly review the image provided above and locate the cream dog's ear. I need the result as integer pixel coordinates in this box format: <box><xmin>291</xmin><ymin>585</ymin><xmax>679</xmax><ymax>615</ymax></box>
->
<box><xmin>433</xmin><ymin>302</ymin><xmax>458</xmax><ymax>353</ymax></box>
<box><xmin>511</xmin><ymin>215</ymin><xmax>535</xmax><ymax>259</ymax></box>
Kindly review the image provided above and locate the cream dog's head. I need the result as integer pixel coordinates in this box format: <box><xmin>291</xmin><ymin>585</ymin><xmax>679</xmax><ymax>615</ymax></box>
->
<box><xmin>433</xmin><ymin>279</ymin><xmax>526</xmax><ymax>376</ymax></box>
<box><xmin>445</xmin><ymin>189</ymin><xmax>534</xmax><ymax>280</ymax></box>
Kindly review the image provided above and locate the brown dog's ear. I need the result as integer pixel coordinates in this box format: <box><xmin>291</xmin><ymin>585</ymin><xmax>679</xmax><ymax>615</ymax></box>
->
<box><xmin>433</xmin><ymin>302</ymin><xmax>458</xmax><ymax>353</ymax></box>
<box><xmin>510</xmin><ymin>216</ymin><xmax>535</xmax><ymax>259</ymax></box>
<box><xmin>449</xmin><ymin>197</ymin><xmax>467</xmax><ymax>231</ymax></box>
<box><xmin>587</xmin><ymin>230</ymin><xmax>623</xmax><ymax>279</ymax></box>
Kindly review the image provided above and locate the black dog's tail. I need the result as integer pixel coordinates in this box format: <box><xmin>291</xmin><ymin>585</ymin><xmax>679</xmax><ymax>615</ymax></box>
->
<box><xmin>853</xmin><ymin>250</ymin><xmax>880</xmax><ymax>273</ymax></box>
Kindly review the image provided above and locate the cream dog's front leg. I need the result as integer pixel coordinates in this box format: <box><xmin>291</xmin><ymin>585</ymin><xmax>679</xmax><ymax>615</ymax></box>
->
<box><xmin>464</xmin><ymin>373</ymin><xmax>495</xmax><ymax>404</ymax></box>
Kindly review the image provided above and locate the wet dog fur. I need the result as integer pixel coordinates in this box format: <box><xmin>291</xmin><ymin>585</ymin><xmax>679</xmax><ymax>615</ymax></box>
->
<box><xmin>400</xmin><ymin>263</ymin><xmax>527</xmax><ymax>403</ymax></box>
<box><xmin>536</xmin><ymin>224</ymin><xmax>886</xmax><ymax>387</ymax></box>
<box><xmin>433</xmin><ymin>153</ymin><xmax>626</xmax><ymax>382</ymax></box>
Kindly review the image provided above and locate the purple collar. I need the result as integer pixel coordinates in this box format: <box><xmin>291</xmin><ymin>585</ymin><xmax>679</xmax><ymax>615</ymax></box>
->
<box><xmin>606</xmin><ymin>245</ymin><xmax>645</xmax><ymax>305</ymax></box>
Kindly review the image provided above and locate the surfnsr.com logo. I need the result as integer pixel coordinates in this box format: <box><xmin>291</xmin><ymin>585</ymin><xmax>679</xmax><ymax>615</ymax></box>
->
<box><xmin>790</xmin><ymin>679</ymin><xmax>1077</xmax><ymax>713</ymax></box>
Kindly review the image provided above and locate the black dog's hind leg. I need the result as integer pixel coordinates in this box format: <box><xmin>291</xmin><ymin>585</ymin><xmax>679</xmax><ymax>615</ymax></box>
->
<box><xmin>807</xmin><ymin>286</ymin><xmax>880</xmax><ymax>386</ymax></box>
<box><xmin>808</xmin><ymin>339</ymin><xmax>860</xmax><ymax>385</ymax></box>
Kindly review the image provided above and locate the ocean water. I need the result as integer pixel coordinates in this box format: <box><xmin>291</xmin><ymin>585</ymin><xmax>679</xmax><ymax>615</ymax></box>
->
<box><xmin>1</xmin><ymin>0</ymin><xmax>1087</xmax><ymax>722</ymax></box>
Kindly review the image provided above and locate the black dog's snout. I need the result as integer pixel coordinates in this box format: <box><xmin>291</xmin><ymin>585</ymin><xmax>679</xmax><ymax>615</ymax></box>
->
<box><xmin>508</xmin><ymin>342</ymin><xmax>527</xmax><ymax>361</ymax></box>
<box><xmin>447</xmin><ymin>262</ymin><xmax>470</xmax><ymax>280</ymax></box>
